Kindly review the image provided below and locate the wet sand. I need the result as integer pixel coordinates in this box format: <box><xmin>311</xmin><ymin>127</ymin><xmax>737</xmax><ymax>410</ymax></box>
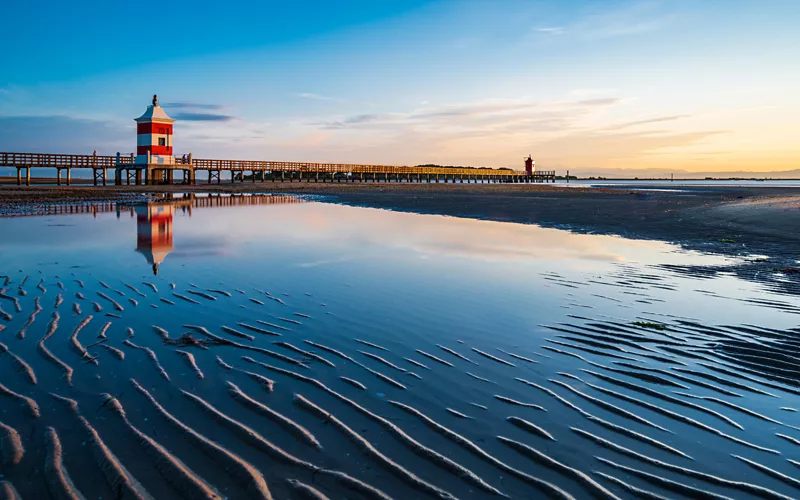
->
<box><xmin>2</xmin><ymin>188</ymin><xmax>800</xmax><ymax>499</ymax></box>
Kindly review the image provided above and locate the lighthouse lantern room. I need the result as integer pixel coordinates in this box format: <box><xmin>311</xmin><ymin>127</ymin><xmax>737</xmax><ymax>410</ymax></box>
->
<box><xmin>135</xmin><ymin>95</ymin><xmax>175</xmax><ymax>167</ymax></box>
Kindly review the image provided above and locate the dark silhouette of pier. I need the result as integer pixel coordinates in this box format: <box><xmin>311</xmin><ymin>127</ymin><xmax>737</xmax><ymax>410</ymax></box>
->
<box><xmin>0</xmin><ymin>151</ymin><xmax>556</xmax><ymax>186</ymax></box>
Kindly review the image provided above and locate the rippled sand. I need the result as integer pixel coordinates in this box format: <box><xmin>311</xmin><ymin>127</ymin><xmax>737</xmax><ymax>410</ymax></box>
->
<box><xmin>0</xmin><ymin>195</ymin><xmax>799</xmax><ymax>499</ymax></box>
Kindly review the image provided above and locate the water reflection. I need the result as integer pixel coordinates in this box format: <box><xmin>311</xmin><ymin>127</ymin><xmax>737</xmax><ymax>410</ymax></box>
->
<box><xmin>122</xmin><ymin>193</ymin><xmax>307</xmax><ymax>274</ymax></box>
<box><xmin>0</xmin><ymin>193</ymin><xmax>799</xmax><ymax>500</ymax></box>
<box><xmin>134</xmin><ymin>203</ymin><xmax>174</xmax><ymax>275</ymax></box>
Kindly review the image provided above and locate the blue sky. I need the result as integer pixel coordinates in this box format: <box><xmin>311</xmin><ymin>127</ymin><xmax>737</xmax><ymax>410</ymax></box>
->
<box><xmin>1</xmin><ymin>0</ymin><xmax>798</xmax><ymax>175</ymax></box>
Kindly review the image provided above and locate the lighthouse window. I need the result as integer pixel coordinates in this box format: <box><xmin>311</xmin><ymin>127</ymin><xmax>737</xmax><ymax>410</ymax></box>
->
<box><xmin>158</xmin><ymin>138</ymin><xmax>166</xmax><ymax>146</ymax></box>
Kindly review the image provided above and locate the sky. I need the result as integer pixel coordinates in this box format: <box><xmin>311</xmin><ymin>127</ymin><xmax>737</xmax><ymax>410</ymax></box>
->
<box><xmin>1</xmin><ymin>0</ymin><xmax>798</xmax><ymax>176</ymax></box>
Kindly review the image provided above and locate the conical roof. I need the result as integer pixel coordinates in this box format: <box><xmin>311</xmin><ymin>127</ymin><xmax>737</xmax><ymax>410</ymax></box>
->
<box><xmin>136</xmin><ymin>105</ymin><xmax>174</xmax><ymax>123</ymax></box>
<box><xmin>135</xmin><ymin>96</ymin><xmax>174</xmax><ymax>123</ymax></box>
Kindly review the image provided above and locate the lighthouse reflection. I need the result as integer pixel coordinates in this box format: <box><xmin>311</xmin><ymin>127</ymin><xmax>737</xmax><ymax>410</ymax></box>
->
<box><xmin>134</xmin><ymin>203</ymin><xmax>174</xmax><ymax>275</ymax></box>
<box><xmin>126</xmin><ymin>194</ymin><xmax>306</xmax><ymax>274</ymax></box>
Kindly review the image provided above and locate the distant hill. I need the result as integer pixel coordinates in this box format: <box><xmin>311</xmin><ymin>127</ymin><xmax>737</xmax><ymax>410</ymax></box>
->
<box><xmin>416</xmin><ymin>164</ymin><xmax>513</xmax><ymax>171</ymax></box>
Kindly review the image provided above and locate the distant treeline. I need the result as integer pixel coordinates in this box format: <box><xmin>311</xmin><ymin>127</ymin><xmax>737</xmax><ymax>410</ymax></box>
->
<box><xmin>416</xmin><ymin>164</ymin><xmax>513</xmax><ymax>171</ymax></box>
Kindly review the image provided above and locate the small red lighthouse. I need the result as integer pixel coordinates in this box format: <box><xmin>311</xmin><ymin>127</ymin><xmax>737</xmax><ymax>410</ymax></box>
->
<box><xmin>524</xmin><ymin>155</ymin><xmax>535</xmax><ymax>175</ymax></box>
<box><xmin>134</xmin><ymin>94</ymin><xmax>175</xmax><ymax>168</ymax></box>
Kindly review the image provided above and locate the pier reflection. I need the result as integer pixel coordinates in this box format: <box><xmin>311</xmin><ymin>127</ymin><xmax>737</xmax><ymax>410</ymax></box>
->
<box><xmin>123</xmin><ymin>193</ymin><xmax>305</xmax><ymax>274</ymax></box>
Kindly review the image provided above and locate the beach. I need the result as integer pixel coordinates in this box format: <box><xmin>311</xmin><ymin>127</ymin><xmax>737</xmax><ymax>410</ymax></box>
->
<box><xmin>2</xmin><ymin>184</ymin><xmax>800</xmax><ymax>499</ymax></box>
<box><xmin>5</xmin><ymin>3</ymin><xmax>798</xmax><ymax>497</ymax></box>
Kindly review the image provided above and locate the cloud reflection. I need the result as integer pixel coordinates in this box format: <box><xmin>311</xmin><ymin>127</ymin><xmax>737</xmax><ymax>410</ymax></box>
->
<box><xmin>178</xmin><ymin>200</ymin><xmax>667</xmax><ymax>264</ymax></box>
<box><xmin>0</xmin><ymin>195</ymin><xmax>738</xmax><ymax>277</ymax></box>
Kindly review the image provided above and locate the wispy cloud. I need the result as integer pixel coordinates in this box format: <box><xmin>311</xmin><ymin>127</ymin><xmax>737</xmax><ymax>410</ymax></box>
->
<box><xmin>295</xmin><ymin>92</ymin><xmax>342</xmax><ymax>102</ymax></box>
<box><xmin>531</xmin><ymin>1</ymin><xmax>672</xmax><ymax>41</ymax></box>
<box><xmin>536</xmin><ymin>27</ymin><xmax>564</xmax><ymax>35</ymax></box>
<box><xmin>172</xmin><ymin>112</ymin><xmax>237</xmax><ymax>122</ymax></box>
<box><xmin>162</xmin><ymin>102</ymin><xmax>224</xmax><ymax>110</ymax></box>
<box><xmin>316</xmin><ymin>98</ymin><xmax>547</xmax><ymax>130</ymax></box>
<box><xmin>162</xmin><ymin>102</ymin><xmax>236</xmax><ymax>121</ymax></box>
<box><xmin>0</xmin><ymin>94</ymin><xmax>724</xmax><ymax>174</ymax></box>
<box><xmin>577</xmin><ymin>1</ymin><xmax>671</xmax><ymax>39</ymax></box>
<box><xmin>573</xmin><ymin>97</ymin><xmax>625</xmax><ymax>107</ymax></box>
<box><xmin>570</xmin><ymin>88</ymin><xmax>617</xmax><ymax>97</ymax></box>
<box><xmin>231</xmin><ymin>94</ymin><xmax>726</xmax><ymax>171</ymax></box>
<box><xmin>603</xmin><ymin>114</ymin><xmax>693</xmax><ymax>130</ymax></box>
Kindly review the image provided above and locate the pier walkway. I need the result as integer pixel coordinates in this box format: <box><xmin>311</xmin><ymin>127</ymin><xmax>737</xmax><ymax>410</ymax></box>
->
<box><xmin>0</xmin><ymin>151</ymin><xmax>556</xmax><ymax>186</ymax></box>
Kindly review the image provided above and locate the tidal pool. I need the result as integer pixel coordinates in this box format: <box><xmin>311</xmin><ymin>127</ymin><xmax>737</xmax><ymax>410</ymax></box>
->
<box><xmin>0</xmin><ymin>193</ymin><xmax>798</xmax><ymax>500</ymax></box>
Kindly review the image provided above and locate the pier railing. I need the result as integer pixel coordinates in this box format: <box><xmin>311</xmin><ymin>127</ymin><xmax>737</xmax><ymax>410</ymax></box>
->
<box><xmin>189</xmin><ymin>159</ymin><xmax>523</xmax><ymax>176</ymax></box>
<box><xmin>0</xmin><ymin>151</ymin><xmax>556</xmax><ymax>185</ymax></box>
<box><xmin>0</xmin><ymin>151</ymin><xmax>529</xmax><ymax>176</ymax></box>
<box><xmin>0</xmin><ymin>152</ymin><xmax>133</xmax><ymax>168</ymax></box>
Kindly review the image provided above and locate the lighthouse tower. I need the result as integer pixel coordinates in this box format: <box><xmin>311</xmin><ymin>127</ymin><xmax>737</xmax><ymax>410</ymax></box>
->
<box><xmin>134</xmin><ymin>95</ymin><xmax>175</xmax><ymax>181</ymax></box>
<box><xmin>524</xmin><ymin>155</ymin><xmax>535</xmax><ymax>176</ymax></box>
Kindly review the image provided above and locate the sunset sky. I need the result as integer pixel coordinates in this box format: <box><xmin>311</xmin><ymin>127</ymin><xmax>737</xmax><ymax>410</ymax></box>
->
<box><xmin>1</xmin><ymin>0</ymin><xmax>798</xmax><ymax>175</ymax></box>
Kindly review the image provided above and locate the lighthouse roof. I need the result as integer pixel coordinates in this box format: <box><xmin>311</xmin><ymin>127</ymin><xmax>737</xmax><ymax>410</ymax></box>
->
<box><xmin>135</xmin><ymin>246</ymin><xmax>171</xmax><ymax>275</ymax></box>
<box><xmin>135</xmin><ymin>246</ymin><xmax>171</xmax><ymax>266</ymax></box>
<box><xmin>136</xmin><ymin>104</ymin><xmax>175</xmax><ymax>123</ymax></box>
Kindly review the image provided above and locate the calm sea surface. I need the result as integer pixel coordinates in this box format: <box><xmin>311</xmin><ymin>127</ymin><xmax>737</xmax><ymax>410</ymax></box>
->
<box><xmin>566</xmin><ymin>179</ymin><xmax>800</xmax><ymax>189</ymax></box>
<box><xmin>0</xmin><ymin>193</ymin><xmax>798</xmax><ymax>500</ymax></box>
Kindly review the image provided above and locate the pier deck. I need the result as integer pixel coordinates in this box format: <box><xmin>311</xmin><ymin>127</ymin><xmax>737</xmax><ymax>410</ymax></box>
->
<box><xmin>1</xmin><ymin>152</ymin><xmax>556</xmax><ymax>186</ymax></box>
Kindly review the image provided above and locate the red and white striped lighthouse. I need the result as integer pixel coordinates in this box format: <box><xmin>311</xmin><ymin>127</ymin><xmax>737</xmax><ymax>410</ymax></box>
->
<box><xmin>134</xmin><ymin>94</ymin><xmax>175</xmax><ymax>166</ymax></box>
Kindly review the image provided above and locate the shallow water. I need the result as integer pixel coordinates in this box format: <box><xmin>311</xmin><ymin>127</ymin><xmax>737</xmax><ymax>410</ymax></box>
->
<box><xmin>0</xmin><ymin>193</ymin><xmax>798</xmax><ymax>500</ymax></box>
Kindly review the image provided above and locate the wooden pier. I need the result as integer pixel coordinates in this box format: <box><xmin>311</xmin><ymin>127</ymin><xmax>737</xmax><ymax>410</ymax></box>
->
<box><xmin>0</xmin><ymin>151</ymin><xmax>557</xmax><ymax>186</ymax></box>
